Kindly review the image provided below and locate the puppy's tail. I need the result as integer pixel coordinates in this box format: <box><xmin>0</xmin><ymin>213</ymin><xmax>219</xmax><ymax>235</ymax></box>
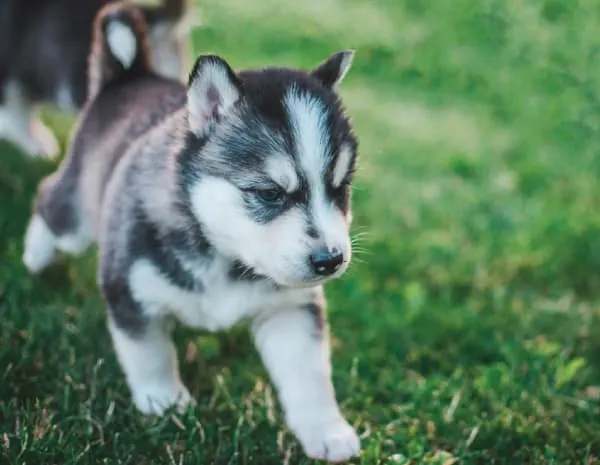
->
<box><xmin>87</xmin><ymin>1</ymin><xmax>152</xmax><ymax>101</ymax></box>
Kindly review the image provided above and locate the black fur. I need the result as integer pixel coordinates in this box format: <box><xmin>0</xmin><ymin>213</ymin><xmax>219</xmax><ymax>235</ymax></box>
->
<box><xmin>128</xmin><ymin>203</ymin><xmax>207</xmax><ymax>293</ymax></box>
<box><xmin>101</xmin><ymin>270</ymin><xmax>147</xmax><ymax>336</ymax></box>
<box><xmin>100</xmin><ymin>204</ymin><xmax>213</xmax><ymax>334</ymax></box>
<box><xmin>311</xmin><ymin>51</ymin><xmax>351</xmax><ymax>89</ymax></box>
<box><xmin>305</xmin><ymin>302</ymin><xmax>326</xmax><ymax>336</ymax></box>
<box><xmin>228</xmin><ymin>261</ymin><xmax>269</xmax><ymax>282</ymax></box>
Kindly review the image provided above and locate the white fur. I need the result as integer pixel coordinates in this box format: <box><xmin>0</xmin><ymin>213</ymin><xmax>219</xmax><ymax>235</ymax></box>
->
<box><xmin>54</xmin><ymin>232</ymin><xmax>92</xmax><ymax>255</ymax></box>
<box><xmin>284</xmin><ymin>88</ymin><xmax>328</xmax><ymax>183</ymax></box>
<box><xmin>0</xmin><ymin>81</ymin><xmax>45</xmax><ymax>157</ymax></box>
<box><xmin>23</xmin><ymin>213</ymin><xmax>93</xmax><ymax>273</ymax></box>
<box><xmin>264</xmin><ymin>155</ymin><xmax>300</xmax><ymax>192</ymax></box>
<box><xmin>129</xmin><ymin>255</ymin><xmax>316</xmax><ymax>328</ymax></box>
<box><xmin>23</xmin><ymin>214</ymin><xmax>57</xmax><ymax>273</ymax></box>
<box><xmin>284</xmin><ymin>89</ymin><xmax>351</xmax><ymax>263</ymax></box>
<box><xmin>332</xmin><ymin>144</ymin><xmax>353</xmax><ymax>188</ymax></box>
<box><xmin>187</xmin><ymin>60</ymin><xmax>240</xmax><ymax>133</ymax></box>
<box><xmin>106</xmin><ymin>21</ymin><xmax>137</xmax><ymax>69</ymax></box>
<box><xmin>125</xmin><ymin>258</ymin><xmax>357</xmax><ymax>460</ymax></box>
<box><xmin>252</xmin><ymin>307</ymin><xmax>360</xmax><ymax>461</ymax></box>
<box><xmin>129</xmin><ymin>257</ymin><xmax>280</xmax><ymax>330</ymax></box>
<box><xmin>108</xmin><ymin>319</ymin><xmax>193</xmax><ymax>415</ymax></box>
<box><xmin>189</xmin><ymin>176</ymin><xmax>315</xmax><ymax>286</ymax></box>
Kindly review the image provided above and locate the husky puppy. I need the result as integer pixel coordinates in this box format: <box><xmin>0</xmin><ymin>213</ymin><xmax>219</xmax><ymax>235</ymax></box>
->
<box><xmin>0</xmin><ymin>0</ymin><xmax>192</xmax><ymax>158</ymax></box>
<box><xmin>23</xmin><ymin>1</ymin><xmax>360</xmax><ymax>461</ymax></box>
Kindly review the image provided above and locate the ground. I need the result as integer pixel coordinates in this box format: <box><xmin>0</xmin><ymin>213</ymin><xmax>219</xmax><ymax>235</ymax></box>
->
<box><xmin>2</xmin><ymin>0</ymin><xmax>600</xmax><ymax>463</ymax></box>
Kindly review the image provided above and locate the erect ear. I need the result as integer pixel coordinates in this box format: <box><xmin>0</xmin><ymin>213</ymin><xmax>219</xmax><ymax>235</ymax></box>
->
<box><xmin>187</xmin><ymin>54</ymin><xmax>242</xmax><ymax>134</ymax></box>
<box><xmin>311</xmin><ymin>50</ymin><xmax>355</xmax><ymax>89</ymax></box>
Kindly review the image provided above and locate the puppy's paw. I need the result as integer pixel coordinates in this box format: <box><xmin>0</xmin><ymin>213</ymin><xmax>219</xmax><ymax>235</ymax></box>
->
<box><xmin>294</xmin><ymin>416</ymin><xmax>360</xmax><ymax>463</ymax></box>
<box><xmin>23</xmin><ymin>248</ymin><xmax>54</xmax><ymax>274</ymax></box>
<box><xmin>23</xmin><ymin>214</ymin><xmax>56</xmax><ymax>274</ymax></box>
<box><xmin>132</xmin><ymin>381</ymin><xmax>195</xmax><ymax>416</ymax></box>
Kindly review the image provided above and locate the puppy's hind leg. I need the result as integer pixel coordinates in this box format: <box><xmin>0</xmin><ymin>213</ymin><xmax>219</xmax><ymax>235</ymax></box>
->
<box><xmin>23</xmin><ymin>212</ymin><xmax>58</xmax><ymax>273</ymax></box>
<box><xmin>23</xmin><ymin>172</ymin><xmax>92</xmax><ymax>273</ymax></box>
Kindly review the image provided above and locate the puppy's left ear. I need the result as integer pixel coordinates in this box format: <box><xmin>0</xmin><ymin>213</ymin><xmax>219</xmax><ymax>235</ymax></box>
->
<box><xmin>187</xmin><ymin>54</ymin><xmax>242</xmax><ymax>135</ymax></box>
<box><xmin>311</xmin><ymin>50</ymin><xmax>355</xmax><ymax>90</ymax></box>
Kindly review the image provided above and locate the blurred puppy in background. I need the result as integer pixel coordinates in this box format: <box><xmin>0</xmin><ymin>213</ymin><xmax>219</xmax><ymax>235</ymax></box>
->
<box><xmin>0</xmin><ymin>0</ymin><xmax>195</xmax><ymax>157</ymax></box>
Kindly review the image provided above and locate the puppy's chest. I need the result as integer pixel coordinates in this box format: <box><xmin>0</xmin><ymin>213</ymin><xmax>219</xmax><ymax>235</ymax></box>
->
<box><xmin>129</xmin><ymin>256</ymin><xmax>284</xmax><ymax>331</ymax></box>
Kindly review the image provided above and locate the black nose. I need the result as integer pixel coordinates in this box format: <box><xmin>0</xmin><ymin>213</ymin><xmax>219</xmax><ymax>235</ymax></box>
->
<box><xmin>310</xmin><ymin>248</ymin><xmax>344</xmax><ymax>276</ymax></box>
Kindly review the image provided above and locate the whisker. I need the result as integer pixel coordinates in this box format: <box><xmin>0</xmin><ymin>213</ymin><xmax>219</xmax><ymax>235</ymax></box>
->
<box><xmin>351</xmin><ymin>246</ymin><xmax>372</xmax><ymax>254</ymax></box>
<box><xmin>352</xmin><ymin>252</ymin><xmax>372</xmax><ymax>258</ymax></box>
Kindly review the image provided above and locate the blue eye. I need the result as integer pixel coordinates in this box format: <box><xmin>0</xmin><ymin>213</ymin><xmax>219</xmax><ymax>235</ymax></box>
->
<box><xmin>255</xmin><ymin>187</ymin><xmax>285</xmax><ymax>203</ymax></box>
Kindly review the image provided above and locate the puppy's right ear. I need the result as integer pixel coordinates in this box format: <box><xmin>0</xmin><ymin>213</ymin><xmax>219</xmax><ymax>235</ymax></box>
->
<box><xmin>187</xmin><ymin>55</ymin><xmax>241</xmax><ymax>135</ymax></box>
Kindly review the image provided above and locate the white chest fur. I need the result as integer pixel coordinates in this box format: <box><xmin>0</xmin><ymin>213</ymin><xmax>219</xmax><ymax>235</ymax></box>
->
<box><xmin>128</xmin><ymin>257</ymin><xmax>314</xmax><ymax>331</ymax></box>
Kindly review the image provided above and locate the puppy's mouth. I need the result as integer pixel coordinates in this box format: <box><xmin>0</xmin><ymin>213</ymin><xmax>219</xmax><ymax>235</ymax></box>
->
<box><xmin>243</xmin><ymin>257</ymin><xmax>349</xmax><ymax>288</ymax></box>
<box><xmin>268</xmin><ymin>267</ymin><xmax>349</xmax><ymax>289</ymax></box>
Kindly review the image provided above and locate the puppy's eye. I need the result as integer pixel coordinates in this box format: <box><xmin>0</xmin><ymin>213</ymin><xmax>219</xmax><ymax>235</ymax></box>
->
<box><xmin>255</xmin><ymin>187</ymin><xmax>285</xmax><ymax>203</ymax></box>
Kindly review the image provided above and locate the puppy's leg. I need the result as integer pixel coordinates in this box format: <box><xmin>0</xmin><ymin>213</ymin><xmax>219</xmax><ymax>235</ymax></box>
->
<box><xmin>252</xmin><ymin>301</ymin><xmax>360</xmax><ymax>463</ymax></box>
<box><xmin>109</xmin><ymin>318</ymin><xmax>193</xmax><ymax>415</ymax></box>
<box><xmin>23</xmin><ymin>213</ymin><xmax>58</xmax><ymax>273</ymax></box>
<box><xmin>0</xmin><ymin>80</ymin><xmax>59</xmax><ymax>157</ymax></box>
<box><xmin>23</xmin><ymin>172</ymin><xmax>92</xmax><ymax>273</ymax></box>
<box><xmin>106</xmin><ymin>292</ymin><xmax>193</xmax><ymax>415</ymax></box>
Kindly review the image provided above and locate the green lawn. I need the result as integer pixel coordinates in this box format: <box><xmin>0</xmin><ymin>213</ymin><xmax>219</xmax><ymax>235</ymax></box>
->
<box><xmin>3</xmin><ymin>0</ymin><xmax>600</xmax><ymax>463</ymax></box>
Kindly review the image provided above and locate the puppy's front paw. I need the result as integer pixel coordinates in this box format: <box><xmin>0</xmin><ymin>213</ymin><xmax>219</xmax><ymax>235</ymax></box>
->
<box><xmin>294</xmin><ymin>416</ymin><xmax>360</xmax><ymax>463</ymax></box>
<box><xmin>132</xmin><ymin>381</ymin><xmax>195</xmax><ymax>416</ymax></box>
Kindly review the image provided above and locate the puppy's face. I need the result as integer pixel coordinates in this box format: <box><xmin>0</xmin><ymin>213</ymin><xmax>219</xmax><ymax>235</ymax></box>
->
<box><xmin>181</xmin><ymin>52</ymin><xmax>357</xmax><ymax>287</ymax></box>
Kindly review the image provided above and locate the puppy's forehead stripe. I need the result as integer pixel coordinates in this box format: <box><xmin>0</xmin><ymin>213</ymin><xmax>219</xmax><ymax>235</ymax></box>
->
<box><xmin>284</xmin><ymin>87</ymin><xmax>330</xmax><ymax>177</ymax></box>
<box><xmin>284</xmin><ymin>87</ymin><xmax>344</xmax><ymax>249</ymax></box>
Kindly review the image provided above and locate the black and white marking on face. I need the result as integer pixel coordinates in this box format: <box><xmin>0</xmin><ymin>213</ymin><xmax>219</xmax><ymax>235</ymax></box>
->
<box><xmin>226</xmin><ymin>85</ymin><xmax>357</xmax><ymax>239</ymax></box>
<box><xmin>182</xmin><ymin>59</ymin><xmax>358</xmax><ymax>286</ymax></box>
<box><xmin>282</xmin><ymin>85</ymin><xmax>356</xmax><ymax>245</ymax></box>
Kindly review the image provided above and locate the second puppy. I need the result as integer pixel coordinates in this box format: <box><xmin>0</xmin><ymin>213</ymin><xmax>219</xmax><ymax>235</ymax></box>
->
<box><xmin>0</xmin><ymin>0</ymin><xmax>192</xmax><ymax>157</ymax></box>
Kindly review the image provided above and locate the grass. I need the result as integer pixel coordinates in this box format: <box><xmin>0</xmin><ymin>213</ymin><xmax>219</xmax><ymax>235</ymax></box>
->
<box><xmin>2</xmin><ymin>0</ymin><xmax>600</xmax><ymax>463</ymax></box>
